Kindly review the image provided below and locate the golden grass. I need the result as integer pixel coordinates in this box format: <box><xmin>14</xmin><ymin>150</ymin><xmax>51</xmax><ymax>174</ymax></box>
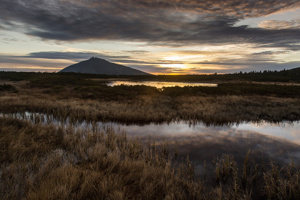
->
<box><xmin>0</xmin><ymin>117</ymin><xmax>299</xmax><ymax>200</ymax></box>
<box><xmin>1</xmin><ymin>80</ymin><xmax>300</xmax><ymax>125</ymax></box>
<box><xmin>1</xmin><ymin>79</ymin><xmax>300</xmax><ymax>199</ymax></box>
<box><xmin>1</xmin><ymin>92</ymin><xmax>300</xmax><ymax>125</ymax></box>
<box><xmin>0</xmin><ymin>117</ymin><xmax>201</xmax><ymax>199</ymax></box>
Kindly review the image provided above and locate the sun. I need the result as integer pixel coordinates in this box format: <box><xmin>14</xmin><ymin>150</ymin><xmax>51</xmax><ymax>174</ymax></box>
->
<box><xmin>161</xmin><ymin>55</ymin><xmax>187</xmax><ymax>69</ymax></box>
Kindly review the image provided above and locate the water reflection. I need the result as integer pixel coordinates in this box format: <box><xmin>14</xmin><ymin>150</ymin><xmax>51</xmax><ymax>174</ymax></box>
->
<box><xmin>107</xmin><ymin>81</ymin><xmax>217</xmax><ymax>88</ymax></box>
<box><xmin>1</xmin><ymin>112</ymin><xmax>299</xmax><ymax>170</ymax></box>
<box><xmin>232</xmin><ymin>122</ymin><xmax>300</xmax><ymax>143</ymax></box>
<box><xmin>113</xmin><ymin>121</ymin><xmax>300</xmax><ymax>169</ymax></box>
<box><xmin>120</xmin><ymin>121</ymin><xmax>300</xmax><ymax>145</ymax></box>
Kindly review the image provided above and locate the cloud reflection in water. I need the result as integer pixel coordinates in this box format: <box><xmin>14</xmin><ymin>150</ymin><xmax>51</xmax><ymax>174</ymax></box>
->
<box><xmin>117</xmin><ymin>121</ymin><xmax>300</xmax><ymax>169</ymax></box>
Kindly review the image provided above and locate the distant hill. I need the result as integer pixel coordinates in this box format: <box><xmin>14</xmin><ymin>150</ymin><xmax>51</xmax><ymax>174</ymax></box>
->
<box><xmin>60</xmin><ymin>57</ymin><xmax>151</xmax><ymax>75</ymax></box>
<box><xmin>281</xmin><ymin>67</ymin><xmax>300</xmax><ymax>75</ymax></box>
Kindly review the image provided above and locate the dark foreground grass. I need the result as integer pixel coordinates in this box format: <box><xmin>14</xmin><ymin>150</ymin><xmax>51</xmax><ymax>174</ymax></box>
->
<box><xmin>0</xmin><ymin>84</ymin><xmax>18</xmax><ymax>93</ymax></box>
<box><xmin>0</xmin><ymin>117</ymin><xmax>299</xmax><ymax>200</ymax></box>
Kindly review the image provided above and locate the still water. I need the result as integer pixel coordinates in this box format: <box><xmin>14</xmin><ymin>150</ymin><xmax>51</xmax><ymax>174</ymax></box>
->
<box><xmin>107</xmin><ymin>81</ymin><xmax>217</xmax><ymax>88</ymax></box>
<box><xmin>116</xmin><ymin>121</ymin><xmax>300</xmax><ymax>144</ymax></box>
<box><xmin>2</xmin><ymin>112</ymin><xmax>299</xmax><ymax>169</ymax></box>
<box><xmin>116</xmin><ymin>121</ymin><xmax>300</xmax><ymax>169</ymax></box>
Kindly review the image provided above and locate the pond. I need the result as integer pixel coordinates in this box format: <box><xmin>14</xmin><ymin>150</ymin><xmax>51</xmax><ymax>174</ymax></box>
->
<box><xmin>107</xmin><ymin>81</ymin><xmax>218</xmax><ymax>88</ymax></box>
<box><xmin>1</xmin><ymin>112</ymin><xmax>299</xmax><ymax>172</ymax></box>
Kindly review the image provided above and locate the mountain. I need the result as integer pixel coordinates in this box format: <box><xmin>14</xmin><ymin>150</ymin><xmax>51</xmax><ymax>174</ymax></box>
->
<box><xmin>60</xmin><ymin>57</ymin><xmax>151</xmax><ymax>75</ymax></box>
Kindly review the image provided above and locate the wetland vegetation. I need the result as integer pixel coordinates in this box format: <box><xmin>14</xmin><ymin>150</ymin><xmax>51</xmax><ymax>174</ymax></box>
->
<box><xmin>1</xmin><ymin>117</ymin><xmax>299</xmax><ymax>200</ymax></box>
<box><xmin>1</xmin><ymin>71</ymin><xmax>300</xmax><ymax>199</ymax></box>
<box><xmin>1</xmin><ymin>71</ymin><xmax>300</xmax><ymax>124</ymax></box>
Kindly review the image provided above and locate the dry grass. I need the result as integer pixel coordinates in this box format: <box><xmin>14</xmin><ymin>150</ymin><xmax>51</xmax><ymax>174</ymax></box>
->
<box><xmin>1</xmin><ymin>78</ymin><xmax>300</xmax><ymax>199</ymax></box>
<box><xmin>0</xmin><ymin>117</ymin><xmax>299</xmax><ymax>200</ymax></box>
<box><xmin>0</xmin><ymin>117</ymin><xmax>203</xmax><ymax>200</ymax></box>
<box><xmin>1</xmin><ymin>91</ymin><xmax>300</xmax><ymax>125</ymax></box>
<box><xmin>1</xmin><ymin>80</ymin><xmax>300</xmax><ymax>125</ymax></box>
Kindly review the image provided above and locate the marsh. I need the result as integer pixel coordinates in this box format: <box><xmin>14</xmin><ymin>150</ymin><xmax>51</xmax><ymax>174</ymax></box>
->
<box><xmin>1</xmin><ymin>72</ymin><xmax>300</xmax><ymax>199</ymax></box>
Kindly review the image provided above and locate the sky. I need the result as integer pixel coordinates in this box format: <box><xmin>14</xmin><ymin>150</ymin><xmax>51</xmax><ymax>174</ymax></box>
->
<box><xmin>0</xmin><ymin>0</ymin><xmax>300</xmax><ymax>75</ymax></box>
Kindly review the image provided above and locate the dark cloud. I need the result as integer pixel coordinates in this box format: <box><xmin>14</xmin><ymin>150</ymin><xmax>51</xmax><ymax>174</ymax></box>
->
<box><xmin>0</xmin><ymin>55</ymin><xmax>71</xmax><ymax>68</ymax></box>
<box><xmin>252</xmin><ymin>51</ymin><xmax>276</xmax><ymax>55</ymax></box>
<box><xmin>0</xmin><ymin>0</ymin><xmax>299</xmax><ymax>49</ymax></box>
<box><xmin>0</xmin><ymin>67</ymin><xmax>57</xmax><ymax>72</ymax></box>
<box><xmin>258</xmin><ymin>43</ymin><xmax>300</xmax><ymax>51</ymax></box>
<box><xmin>26</xmin><ymin>51</ymin><xmax>130</xmax><ymax>62</ymax></box>
<box><xmin>252</xmin><ymin>50</ymin><xmax>290</xmax><ymax>56</ymax></box>
<box><xmin>27</xmin><ymin>52</ymin><xmax>102</xmax><ymax>60</ymax></box>
<box><xmin>129</xmin><ymin>0</ymin><xmax>299</xmax><ymax>18</ymax></box>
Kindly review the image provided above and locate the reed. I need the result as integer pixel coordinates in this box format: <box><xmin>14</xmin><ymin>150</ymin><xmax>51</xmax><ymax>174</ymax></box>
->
<box><xmin>2</xmin><ymin>76</ymin><xmax>300</xmax><ymax>125</ymax></box>
<box><xmin>1</xmin><ymin>74</ymin><xmax>300</xmax><ymax>199</ymax></box>
<box><xmin>0</xmin><ymin>117</ymin><xmax>299</xmax><ymax>200</ymax></box>
<box><xmin>1</xmin><ymin>91</ymin><xmax>300</xmax><ymax>125</ymax></box>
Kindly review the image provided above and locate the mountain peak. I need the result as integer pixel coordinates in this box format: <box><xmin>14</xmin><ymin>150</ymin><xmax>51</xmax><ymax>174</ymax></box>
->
<box><xmin>89</xmin><ymin>56</ymin><xmax>103</xmax><ymax>60</ymax></box>
<box><xmin>88</xmin><ymin>57</ymin><xmax>107</xmax><ymax>62</ymax></box>
<box><xmin>60</xmin><ymin>57</ymin><xmax>151</xmax><ymax>75</ymax></box>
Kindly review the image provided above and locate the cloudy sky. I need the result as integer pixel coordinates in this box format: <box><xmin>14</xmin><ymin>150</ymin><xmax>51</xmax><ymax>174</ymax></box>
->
<box><xmin>1</xmin><ymin>0</ymin><xmax>300</xmax><ymax>74</ymax></box>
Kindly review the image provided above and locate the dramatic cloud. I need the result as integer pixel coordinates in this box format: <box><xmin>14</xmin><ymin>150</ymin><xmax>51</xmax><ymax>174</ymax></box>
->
<box><xmin>0</xmin><ymin>0</ymin><xmax>299</xmax><ymax>48</ymax></box>
<box><xmin>1</xmin><ymin>0</ymin><xmax>300</xmax><ymax>73</ymax></box>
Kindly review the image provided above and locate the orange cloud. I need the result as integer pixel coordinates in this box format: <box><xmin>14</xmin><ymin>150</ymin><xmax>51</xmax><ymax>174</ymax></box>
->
<box><xmin>259</xmin><ymin>19</ymin><xmax>300</xmax><ymax>30</ymax></box>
